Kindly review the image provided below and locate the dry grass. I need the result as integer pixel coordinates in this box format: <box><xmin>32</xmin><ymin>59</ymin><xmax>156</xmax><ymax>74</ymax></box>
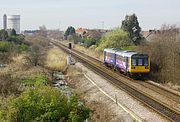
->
<box><xmin>61</xmin><ymin>40</ymin><xmax>104</xmax><ymax>60</ymax></box>
<box><xmin>0</xmin><ymin>54</ymin><xmax>46</xmax><ymax>80</ymax></box>
<box><xmin>0</xmin><ymin>54</ymin><xmax>48</xmax><ymax>96</ymax></box>
<box><xmin>45</xmin><ymin>47</ymin><xmax>67</xmax><ymax>71</ymax></box>
<box><xmin>75</xmin><ymin>44</ymin><xmax>103</xmax><ymax>60</ymax></box>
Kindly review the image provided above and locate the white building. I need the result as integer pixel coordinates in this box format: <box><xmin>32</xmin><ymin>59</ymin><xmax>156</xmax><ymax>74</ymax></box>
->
<box><xmin>7</xmin><ymin>15</ymin><xmax>20</xmax><ymax>34</ymax></box>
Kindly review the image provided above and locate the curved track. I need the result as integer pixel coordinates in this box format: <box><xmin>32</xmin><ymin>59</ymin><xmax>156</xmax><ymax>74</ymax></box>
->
<box><xmin>51</xmin><ymin>40</ymin><xmax>180</xmax><ymax>122</ymax></box>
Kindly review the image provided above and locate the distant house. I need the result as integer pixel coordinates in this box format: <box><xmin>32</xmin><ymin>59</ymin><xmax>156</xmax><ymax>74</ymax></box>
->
<box><xmin>141</xmin><ymin>28</ymin><xmax>180</xmax><ymax>41</ymax></box>
<box><xmin>75</xmin><ymin>28</ymin><xmax>88</xmax><ymax>37</ymax></box>
<box><xmin>76</xmin><ymin>28</ymin><xmax>110</xmax><ymax>40</ymax></box>
<box><xmin>141</xmin><ymin>30</ymin><xmax>160</xmax><ymax>41</ymax></box>
<box><xmin>83</xmin><ymin>29</ymin><xmax>104</xmax><ymax>40</ymax></box>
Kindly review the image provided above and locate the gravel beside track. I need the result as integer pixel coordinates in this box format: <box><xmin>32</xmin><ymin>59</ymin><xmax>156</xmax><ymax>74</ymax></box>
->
<box><xmin>74</xmin><ymin>62</ymin><xmax>168</xmax><ymax>122</ymax></box>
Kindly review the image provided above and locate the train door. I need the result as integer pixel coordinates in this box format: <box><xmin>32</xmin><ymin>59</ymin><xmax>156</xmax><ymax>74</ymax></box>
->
<box><xmin>125</xmin><ymin>57</ymin><xmax>128</xmax><ymax>73</ymax></box>
<box><xmin>104</xmin><ymin>51</ymin><xmax>106</xmax><ymax>62</ymax></box>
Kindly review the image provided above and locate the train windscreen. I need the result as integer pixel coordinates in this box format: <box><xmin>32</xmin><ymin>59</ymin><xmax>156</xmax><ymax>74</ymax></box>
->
<box><xmin>132</xmin><ymin>55</ymin><xmax>149</xmax><ymax>66</ymax></box>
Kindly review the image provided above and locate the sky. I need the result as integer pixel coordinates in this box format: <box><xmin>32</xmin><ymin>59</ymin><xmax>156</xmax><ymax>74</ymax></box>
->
<box><xmin>0</xmin><ymin>0</ymin><xmax>180</xmax><ymax>31</ymax></box>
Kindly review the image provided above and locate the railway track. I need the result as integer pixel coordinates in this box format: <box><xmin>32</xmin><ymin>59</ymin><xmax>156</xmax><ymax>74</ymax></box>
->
<box><xmin>51</xmin><ymin>40</ymin><xmax>180</xmax><ymax>122</ymax></box>
<box><xmin>141</xmin><ymin>81</ymin><xmax>180</xmax><ymax>104</ymax></box>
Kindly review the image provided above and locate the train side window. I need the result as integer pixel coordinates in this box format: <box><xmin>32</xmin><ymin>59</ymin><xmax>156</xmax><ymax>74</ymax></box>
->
<box><xmin>122</xmin><ymin>56</ymin><xmax>124</xmax><ymax>61</ymax></box>
<box><xmin>116</xmin><ymin>55</ymin><xmax>120</xmax><ymax>60</ymax></box>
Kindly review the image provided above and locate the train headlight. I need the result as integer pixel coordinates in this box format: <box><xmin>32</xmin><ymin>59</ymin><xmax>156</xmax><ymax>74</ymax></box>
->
<box><xmin>145</xmin><ymin>66</ymin><xmax>149</xmax><ymax>69</ymax></box>
<box><xmin>131</xmin><ymin>67</ymin><xmax>135</xmax><ymax>69</ymax></box>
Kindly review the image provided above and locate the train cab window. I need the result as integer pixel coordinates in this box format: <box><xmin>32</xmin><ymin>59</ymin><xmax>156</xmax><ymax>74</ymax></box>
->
<box><xmin>144</xmin><ymin>58</ymin><xmax>148</xmax><ymax>66</ymax></box>
<box><xmin>132</xmin><ymin>58</ymin><xmax>136</xmax><ymax>66</ymax></box>
<box><xmin>138</xmin><ymin>59</ymin><xmax>143</xmax><ymax>66</ymax></box>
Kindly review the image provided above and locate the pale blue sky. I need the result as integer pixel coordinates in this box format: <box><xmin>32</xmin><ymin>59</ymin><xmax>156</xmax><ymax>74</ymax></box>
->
<box><xmin>0</xmin><ymin>0</ymin><xmax>180</xmax><ymax>31</ymax></box>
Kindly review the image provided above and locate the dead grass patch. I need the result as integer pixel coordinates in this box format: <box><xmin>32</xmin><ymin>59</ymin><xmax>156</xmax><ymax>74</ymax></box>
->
<box><xmin>74</xmin><ymin>44</ymin><xmax>103</xmax><ymax>60</ymax></box>
<box><xmin>61</xmin><ymin>40</ymin><xmax>104</xmax><ymax>60</ymax></box>
<box><xmin>45</xmin><ymin>48</ymin><xmax>67</xmax><ymax>71</ymax></box>
<box><xmin>0</xmin><ymin>54</ymin><xmax>47</xmax><ymax>81</ymax></box>
<box><xmin>0</xmin><ymin>54</ymin><xmax>48</xmax><ymax>96</ymax></box>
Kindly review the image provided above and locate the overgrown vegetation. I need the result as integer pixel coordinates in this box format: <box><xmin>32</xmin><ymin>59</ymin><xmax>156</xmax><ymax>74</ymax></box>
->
<box><xmin>24</xmin><ymin>44</ymin><xmax>46</xmax><ymax>67</ymax></box>
<box><xmin>0</xmin><ymin>41</ymin><xmax>13</xmax><ymax>52</ymax></box>
<box><xmin>81</xmin><ymin>38</ymin><xmax>96</xmax><ymax>47</ymax></box>
<box><xmin>21</xmin><ymin>74</ymin><xmax>48</xmax><ymax>86</ymax></box>
<box><xmin>0</xmin><ymin>86</ymin><xmax>90</xmax><ymax>122</ymax></box>
<box><xmin>0</xmin><ymin>31</ymin><xmax>91</xmax><ymax>121</ymax></box>
<box><xmin>0</xmin><ymin>29</ymin><xmax>29</xmax><ymax>64</ymax></box>
<box><xmin>137</xmin><ymin>25</ymin><xmax>180</xmax><ymax>84</ymax></box>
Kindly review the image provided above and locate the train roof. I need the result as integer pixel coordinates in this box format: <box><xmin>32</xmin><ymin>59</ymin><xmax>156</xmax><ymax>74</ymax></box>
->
<box><xmin>104</xmin><ymin>48</ymin><xmax>148</xmax><ymax>57</ymax></box>
<box><xmin>104</xmin><ymin>48</ymin><xmax>121</xmax><ymax>53</ymax></box>
<box><xmin>115</xmin><ymin>50</ymin><xmax>138</xmax><ymax>57</ymax></box>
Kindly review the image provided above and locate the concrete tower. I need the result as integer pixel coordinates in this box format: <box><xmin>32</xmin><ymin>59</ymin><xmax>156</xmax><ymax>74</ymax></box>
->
<box><xmin>7</xmin><ymin>15</ymin><xmax>20</xmax><ymax>34</ymax></box>
<box><xmin>3</xmin><ymin>14</ymin><xmax>7</xmax><ymax>29</ymax></box>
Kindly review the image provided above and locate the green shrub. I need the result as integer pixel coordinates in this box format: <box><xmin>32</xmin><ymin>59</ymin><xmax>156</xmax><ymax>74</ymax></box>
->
<box><xmin>21</xmin><ymin>74</ymin><xmax>48</xmax><ymax>86</ymax></box>
<box><xmin>82</xmin><ymin>38</ymin><xmax>96</xmax><ymax>47</ymax></box>
<box><xmin>0</xmin><ymin>86</ymin><xmax>69</xmax><ymax>122</ymax></box>
<box><xmin>0</xmin><ymin>87</ymin><xmax>91</xmax><ymax>122</ymax></box>
<box><xmin>96</xmin><ymin>28</ymin><xmax>132</xmax><ymax>51</ymax></box>
<box><xmin>0</xmin><ymin>41</ymin><xmax>13</xmax><ymax>52</ymax></box>
<box><xmin>7</xmin><ymin>35</ymin><xmax>24</xmax><ymax>44</ymax></box>
<box><xmin>68</xmin><ymin>96</ymin><xmax>91</xmax><ymax>122</ymax></box>
<box><xmin>18</xmin><ymin>44</ymin><xmax>29</xmax><ymax>52</ymax></box>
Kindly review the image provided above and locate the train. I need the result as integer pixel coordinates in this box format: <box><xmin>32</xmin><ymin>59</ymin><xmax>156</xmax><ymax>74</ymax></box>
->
<box><xmin>104</xmin><ymin>48</ymin><xmax>150</xmax><ymax>78</ymax></box>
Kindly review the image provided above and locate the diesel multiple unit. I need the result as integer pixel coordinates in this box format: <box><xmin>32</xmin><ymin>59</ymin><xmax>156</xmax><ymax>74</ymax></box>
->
<box><xmin>104</xmin><ymin>48</ymin><xmax>150</xmax><ymax>77</ymax></box>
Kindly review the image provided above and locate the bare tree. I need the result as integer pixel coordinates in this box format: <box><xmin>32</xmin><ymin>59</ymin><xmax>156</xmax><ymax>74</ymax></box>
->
<box><xmin>24</xmin><ymin>44</ymin><xmax>46</xmax><ymax>67</ymax></box>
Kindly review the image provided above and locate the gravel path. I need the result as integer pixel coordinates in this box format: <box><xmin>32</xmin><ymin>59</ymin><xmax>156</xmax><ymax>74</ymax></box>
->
<box><xmin>68</xmin><ymin>62</ymin><xmax>169</xmax><ymax>122</ymax></box>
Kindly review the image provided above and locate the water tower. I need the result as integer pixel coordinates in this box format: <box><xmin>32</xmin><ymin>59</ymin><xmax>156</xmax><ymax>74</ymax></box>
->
<box><xmin>7</xmin><ymin>15</ymin><xmax>20</xmax><ymax>34</ymax></box>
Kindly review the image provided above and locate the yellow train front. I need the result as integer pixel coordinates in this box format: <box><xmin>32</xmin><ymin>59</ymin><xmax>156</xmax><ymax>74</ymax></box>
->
<box><xmin>129</xmin><ymin>54</ymin><xmax>150</xmax><ymax>77</ymax></box>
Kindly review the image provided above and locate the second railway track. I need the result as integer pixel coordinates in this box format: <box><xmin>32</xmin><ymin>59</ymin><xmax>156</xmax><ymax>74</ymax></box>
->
<box><xmin>51</xmin><ymin>40</ymin><xmax>180</xmax><ymax>122</ymax></box>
